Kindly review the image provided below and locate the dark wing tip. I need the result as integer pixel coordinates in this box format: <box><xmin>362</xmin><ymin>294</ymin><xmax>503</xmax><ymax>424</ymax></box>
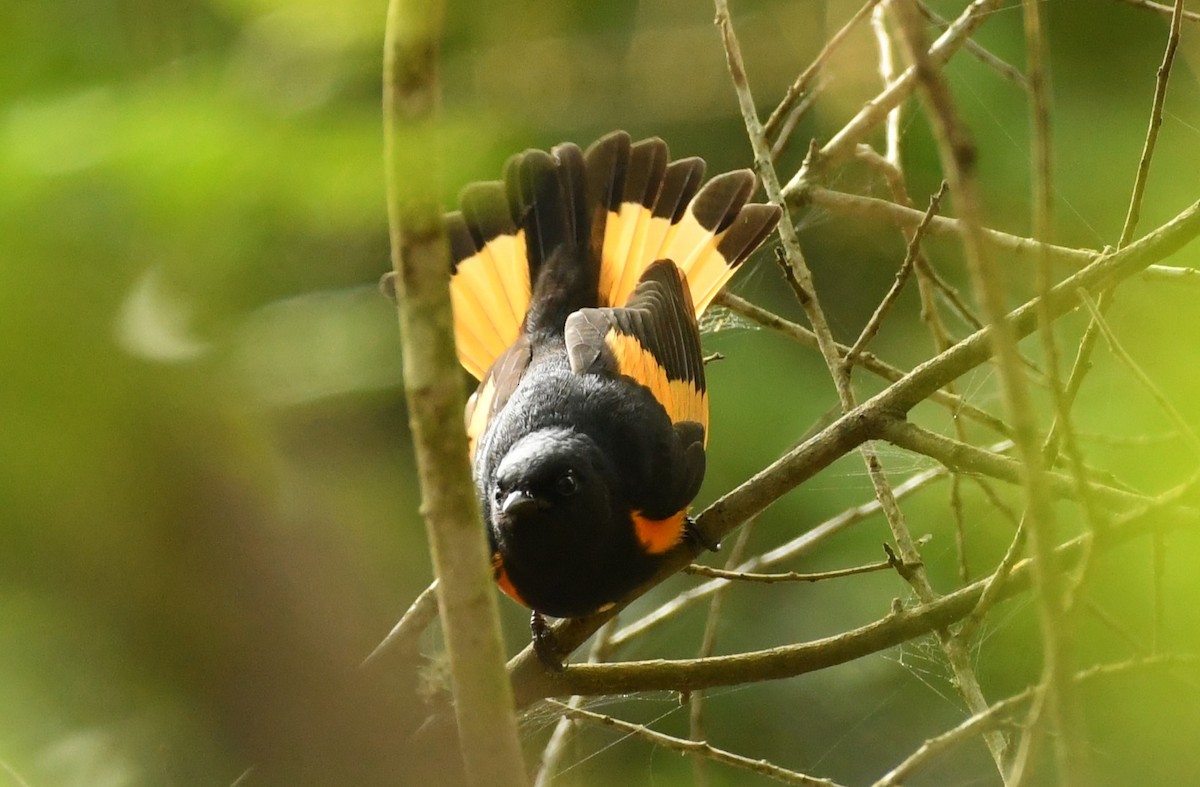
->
<box><xmin>690</xmin><ymin>169</ymin><xmax>757</xmax><ymax>232</ymax></box>
<box><xmin>715</xmin><ymin>203</ymin><xmax>782</xmax><ymax>267</ymax></box>
<box><xmin>654</xmin><ymin>157</ymin><xmax>706</xmax><ymax>222</ymax></box>
<box><xmin>458</xmin><ymin>181</ymin><xmax>515</xmax><ymax>248</ymax></box>
<box><xmin>444</xmin><ymin>211</ymin><xmax>476</xmax><ymax>273</ymax></box>
<box><xmin>624</xmin><ymin>138</ymin><xmax>670</xmax><ymax>209</ymax></box>
<box><xmin>584</xmin><ymin>131</ymin><xmax>633</xmax><ymax>213</ymax></box>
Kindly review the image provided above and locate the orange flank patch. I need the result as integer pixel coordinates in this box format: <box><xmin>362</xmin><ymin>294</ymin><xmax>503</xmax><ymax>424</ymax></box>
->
<box><xmin>631</xmin><ymin>509</ymin><xmax>687</xmax><ymax>554</ymax></box>
<box><xmin>491</xmin><ymin>552</ymin><xmax>528</xmax><ymax>608</ymax></box>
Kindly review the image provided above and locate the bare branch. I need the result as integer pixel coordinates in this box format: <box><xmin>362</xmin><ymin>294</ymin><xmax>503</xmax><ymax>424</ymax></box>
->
<box><xmin>715</xmin><ymin>291</ymin><xmax>1013</xmax><ymax>437</ymax></box>
<box><xmin>917</xmin><ymin>0</ymin><xmax>1030</xmax><ymax>87</ymax></box>
<box><xmin>1120</xmin><ymin>0</ymin><xmax>1188</xmax><ymax>245</ymax></box>
<box><xmin>783</xmin><ymin>0</ymin><xmax>1006</xmax><ymax>198</ymax></box>
<box><xmin>514</xmin><ymin>500</ymin><xmax>1199</xmax><ymax>703</ymax></box>
<box><xmin>383</xmin><ymin>0</ymin><xmax>524</xmax><ymax>781</ymax></box>
<box><xmin>842</xmin><ymin>182</ymin><xmax>947</xmax><ymax>370</ymax></box>
<box><xmin>610</xmin><ymin>465</ymin><xmax>951</xmax><ymax>649</ymax></box>
<box><xmin>551</xmin><ymin>701</ymin><xmax>846</xmax><ymax>787</ymax></box>
<box><xmin>684</xmin><ymin>556</ymin><xmax>898</xmax><ymax>584</ymax></box>
<box><xmin>873</xmin><ymin>655</ymin><xmax>1195</xmax><ymax>787</ymax></box>
<box><xmin>362</xmin><ymin>579</ymin><xmax>438</xmax><ymax>668</ymax></box>
<box><xmin>507</xmin><ymin>196</ymin><xmax>1200</xmax><ymax>694</ymax></box>
<box><xmin>763</xmin><ymin>0</ymin><xmax>882</xmax><ymax>140</ymax></box>
<box><xmin>1112</xmin><ymin>0</ymin><xmax>1200</xmax><ymax>27</ymax></box>
<box><xmin>1079</xmin><ymin>291</ymin><xmax>1200</xmax><ymax>455</ymax></box>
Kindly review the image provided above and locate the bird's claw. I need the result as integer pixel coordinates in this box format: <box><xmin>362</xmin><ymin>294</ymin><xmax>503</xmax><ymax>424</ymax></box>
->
<box><xmin>531</xmin><ymin>611</ymin><xmax>565</xmax><ymax>671</ymax></box>
<box><xmin>684</xmin><ymin>516</ymin><xmax>720</xmax><ymax>552</ymax></box>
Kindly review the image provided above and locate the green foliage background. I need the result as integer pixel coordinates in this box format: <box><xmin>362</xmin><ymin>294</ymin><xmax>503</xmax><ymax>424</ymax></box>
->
<box><xmin>3</xmin><ymin>1</ymin><xmax>1200</xmax><ymax>785</ymax></box>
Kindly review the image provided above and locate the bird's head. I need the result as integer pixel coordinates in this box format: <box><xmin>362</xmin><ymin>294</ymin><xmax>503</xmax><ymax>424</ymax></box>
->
<box><xmin>490</xmin><ymin>428</ymin><xmax>614</xmax><ymax>542</ymax></box>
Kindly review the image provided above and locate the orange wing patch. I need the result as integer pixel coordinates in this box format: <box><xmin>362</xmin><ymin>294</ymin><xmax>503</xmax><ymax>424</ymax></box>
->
<box><xmin>604</xmin><ymin>328</ymin><xmax>708</xmax><ymax>437</ymax></box>
<box><xmin>565</xmin><ymin>261</ymin><xmax>710</xmax><ymax>445</ymax></box>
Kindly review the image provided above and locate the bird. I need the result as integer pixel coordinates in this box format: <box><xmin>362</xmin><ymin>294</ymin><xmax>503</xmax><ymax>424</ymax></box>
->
<box><xmin>436</xmin><ymin>131</ymin><xmax>779</xmax><ymax>663</ymax></box>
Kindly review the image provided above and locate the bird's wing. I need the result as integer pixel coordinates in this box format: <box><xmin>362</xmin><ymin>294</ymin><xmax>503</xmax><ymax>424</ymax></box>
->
<box><xmin>564</xmin><ymin>259</ymin><xmax>708</xmax><ymax>443</ymax></box>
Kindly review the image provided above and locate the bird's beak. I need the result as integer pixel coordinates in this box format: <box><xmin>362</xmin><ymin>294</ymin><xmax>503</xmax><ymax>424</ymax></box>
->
<box><xmin>500</xmin><ymin>489</ymin><xmax>544</xmax><ymax>517</ymax></box>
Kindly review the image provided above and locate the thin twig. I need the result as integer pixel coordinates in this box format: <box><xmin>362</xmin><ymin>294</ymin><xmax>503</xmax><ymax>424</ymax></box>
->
<box><xmin>808</xmin><ymin>186</ymin><xmax>1197</xmax><ymax>288</ymax></box>
<box><xmin>770</xmin><ymin>89</ymin><xmax>823</xmax><ymax>161</ymax></box>
<box><xmin>685</xmin><ymin>557</ymin><xmax>898</xmax><ymax>584</ymax></box>
<box><xmin>870</xmin><ymin>3</ymin><xmax>902</xmax><ymax>166</ymax></box>
<box><xmin>917</xmin><ymin>0</ymin><xmax>1030</xmax><ymax>88</ymax></box>
<box><xmin>1143</xmin><ymin>264</ymin><xmax>1200</xmax><ymax>285</ymax></box>
<box><xmin>763</xmin><ymin>0</ymin><xmax>883</xmax><ymax>139</ymax></box>
<box><xmin>609</xmin><ymin>465</ymin><xmax>952</xmax><ymax>649</ymax></box>
<box><xmin>842</xmin><ymin>182</ymin><xmax>947</xmax><ymax>370</ymax></box>
<box><xmin>715</xmin><ymin>291</ymin><xmax>1013</xmax><ymax>437</ymax></box>
<box><xmin>1112</xmin><ymin>0</ymin><xmax>1200</xmax><ymax>26</ymax></box>
<box><xmin>854</xmin><ymin>145</ymin><xmax>976</xmax><ymax>583</ymax></box>
<box><xmin>1078</xmin><ymin>291</ymin><xmax>1200</xmax><ymax>455</ymax></box>
<box><xmin>550</xmin><ymin>701</ymin><xmax>847</xmax><ymax>787</ymax></box>
<box><xmin>1120</xmin><ymin>0</ymin><xmax>1187</xmax><ymax>246</ymax></box>
<box><xmin>362</xmin><ymin>579</ymin><xmax>439</xmax><ymax>668</ymax></box>
<box><xmin>807</xmin><ymin>186</ymin><xmax>1093</xmax><ymax>265</ymax></box>
<box><xmin>873</xmin><ymin>655</ymin><xmax>1194</xmax><ymax>787</ymax></box>
<box><xmin>783</xmin><ymin>0</ymin><xmax>1007</xmax><ymax>198</ymax></box>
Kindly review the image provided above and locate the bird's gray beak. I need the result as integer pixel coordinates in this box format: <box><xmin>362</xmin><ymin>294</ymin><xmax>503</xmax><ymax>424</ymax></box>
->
<box><xmin>500</xmin><ymin>489</ymin><xmax>544</xmax><ymax>517</ymax></box>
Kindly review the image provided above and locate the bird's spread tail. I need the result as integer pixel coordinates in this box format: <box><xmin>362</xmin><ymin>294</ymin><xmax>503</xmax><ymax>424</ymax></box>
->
<box><xmin>446</xmin><ymin>131</ymin><xmax>781</xmax><ymax>380</ymax></box>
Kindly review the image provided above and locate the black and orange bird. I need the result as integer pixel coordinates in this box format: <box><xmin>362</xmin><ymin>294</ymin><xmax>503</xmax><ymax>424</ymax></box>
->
<box><xmin>440</xmin><ymin>131</ymin><xmax>780</xmax><ymax>659</ymax></box>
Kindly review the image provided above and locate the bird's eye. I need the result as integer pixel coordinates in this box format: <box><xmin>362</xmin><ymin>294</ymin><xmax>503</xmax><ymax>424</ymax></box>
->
<box><xmin>555</xmin><ymin>472</ymin><xmax>578</xmax><ymax>497</ymax></box>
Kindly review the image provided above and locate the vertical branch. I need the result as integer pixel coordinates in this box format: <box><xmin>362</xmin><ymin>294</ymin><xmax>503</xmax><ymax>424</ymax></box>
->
<box><xmin>382</xmin><ymin>1</ymin><xmax>526</xmax><ymax>784</ymax></box>
<box><xmin>856</xmin><ymin>144</ymin><xmax>979</xmax><ymax>584</ymax></box>
<box><xmin>871</xmin><ymin>1</ymin><xmax>902</xmax><ymax>167</ymax></box>
<box><xmin>1120</xmin><ymin>0</ymin><xmax>1187</xmax><ymax>246</ymax></box>
<box><xmin>1023</xmin><ymin>0</ymin><xmax>1105</xmax><ymax>553</ymax></box>
<box><xmin>889</xmin><ymin>2</ymin><xmax>1090</xmax><ymax>784</ymax></box>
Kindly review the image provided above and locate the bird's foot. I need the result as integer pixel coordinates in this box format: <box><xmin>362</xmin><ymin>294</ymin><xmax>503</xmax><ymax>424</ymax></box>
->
<box><xmin>530</xmin><ymin>611</ymin><xmax>565</xmax><ymax>671</ymax></box>
<box><xmin>684</xmin><ymin>516</ymin><xmax>720</xmax><ymax>552</ymax></box>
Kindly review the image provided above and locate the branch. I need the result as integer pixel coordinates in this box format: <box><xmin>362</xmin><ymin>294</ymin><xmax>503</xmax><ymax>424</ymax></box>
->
<box><xmin>715</xmin><ymin>291</ymin><xmax>1012</xmax><ymax>437</ymax></box>
<box><xmin>551</xmin><ymin>701</ymin><xmax>846</xmax><ymax>787</ymax></box>
<box><xmin>872</xmin><ymin>655</ymin><xmax>1196</xmax><ymax>787</ymax></box>
<box><xmin>1112</xmin><ymin>0</ymin><xmax>1200</xmax><ymax>26</ymax></box>
<box><xmin>514</xmin><ymin>499</ymin><xmax>1199</xmax><ymax>702</ymax></box>
<box><xmin>362</xmin><ymin>579</ymin><xmax>438</xmax><ymax>668</ymax></box>
<box><xmin>610</xmin><ymin>465</ymin><xmax>952</xmax><ymax>649</ymax></box>
<box><xmin>763</xmin><ymin>0</ymin><xmax>882</xmax><ymax>139</ymax></box>
<box><xmin>806</xmin><ymin>187</ymin><xmax>1094</xmax><ymax>265</ymax></box>
<box><xmin>507</xmin><ymin>197</ymin><xmax>1200</xmax><ymax>697</ymax></box>
<box><xmin>782</xmin><ymin>0</ymin><xmax>1006</xmax><ymax>197</ymax></box>
<box><xmin>684</xmin><ymin>555</ymin><xmax>898</xmax><ymax>584</ymax></box>
<box><xmin>383</xmin><ymin>0</ymin><xmax>525</xmax><ymax>783</ymax></box>
<box><xmin>1119</xmin><ymin>0</ymin><xmax>1187</xmax><ymax>246</ymax></box>
<box><xmin>842</xmin><ymin>182</ymin><xmax>946</xmax><ymax>369</ymax></box>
